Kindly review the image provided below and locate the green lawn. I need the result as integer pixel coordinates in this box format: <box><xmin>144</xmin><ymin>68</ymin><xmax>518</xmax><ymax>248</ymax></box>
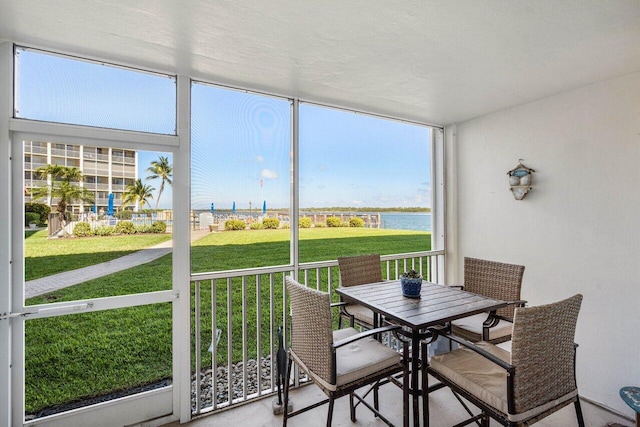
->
<box><xmin>24</xmin><ymin>227</ymin><xmax>430</xmax><ymax>415</ymax></box>
<box><xmin>25</xmin><ymin>229</ymin><xmax>172</xmax><ymax>281</ymax></box>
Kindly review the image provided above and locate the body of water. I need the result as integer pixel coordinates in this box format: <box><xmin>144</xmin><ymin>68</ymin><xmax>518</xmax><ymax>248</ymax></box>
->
<box><xmin>380</xmin><ymin>212</ymin><xmax>431</xmax><ymax>232</ymax></box>
<box><xmin>194</xmin><ymin>210</ymin><xmax>431</xmax><ymax>232</ymax></box>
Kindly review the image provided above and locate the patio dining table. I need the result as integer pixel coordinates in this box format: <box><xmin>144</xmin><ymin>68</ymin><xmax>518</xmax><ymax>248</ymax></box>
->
<box><xmin>336</xmin><ymin>280</ymin><xmax>508</xmax><ymax>427</ymax></box>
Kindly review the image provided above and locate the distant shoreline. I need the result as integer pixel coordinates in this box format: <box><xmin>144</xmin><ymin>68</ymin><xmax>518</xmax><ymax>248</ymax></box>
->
<box><xmin>299</xmin><ymin>207</ymin><xmax>431</xmax><ymax>213</ymax></box>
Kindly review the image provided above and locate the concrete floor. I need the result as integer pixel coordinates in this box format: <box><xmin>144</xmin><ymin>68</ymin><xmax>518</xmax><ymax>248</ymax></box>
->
<box><xmin>163</xmin><ymin>379</ymin><xmax>633</xmax><ymax>427</ymax></box>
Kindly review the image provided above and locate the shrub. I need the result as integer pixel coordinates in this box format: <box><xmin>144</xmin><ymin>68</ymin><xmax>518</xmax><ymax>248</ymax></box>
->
<box><xmin>25</xmin><ymin>212</ymin><xmax>40</xmax><ymax>226</ymax></box>
<box><xmin>349</xmin><ymin>217</ymin><xmax>364</xmax><ymax>227</ymax></box>
<box><xmin>299</xmin><ymin>217</ymin><xmax>312</xmax><ymax>228</ymax></box>
<box><xmin>326</xmin><ymin>216</ymin><xmax>341</xmax><ymax>227</ymax></box>
<box><xmin>262</xmin><ymin>217</ymin><xmax>280</xmax><ymax>229</ymax></box>
<box><xmin>340</xmin><ymin>221</ymin><xmax>350</xmax><ymax>227</ymax></box>
<box><xmin>150</xmin><ymin>221</ymin><xmax>167</xmax><ymax>233</ymax></box>
<box><xmin>94</xmin><ymin>225</ymin><xmax>115</xmax><ymax>236</ymax></box>
<box><xmin>314</xmin><ymin>222</ymin><xmax>326</xmax><ymax>228</ymax></box>
<box><xmin>281</xmin><ymin>222</ymin><xmax>290</xmax><ymax>229</ymax></box>
<box><xmin>249</xmin><ymin>222</ymin><xmax>263</xmax><ymax>230</ymax></box>
<box><xmin>73</xmin><ymin>222</ymin><xmax>93</xmax><ymax>237</ymax></box>
<box><xmin>136</xmin><ymin>224</ymin><xmax>152</xmax><ymax>233</ymax></box>
<box><xmin>25</xmin><ymin>202</ymin><xmax>50</xmax><ymax>226</ymax></box>
<box><xmin>225</xmin><ymin>219</ymin><xmax>246</xmax><ymax>230</ymax></box>
<box><xmin>115</xmin><ymin>221</ymin><xmax>136</xmax><ymax>235</ymax></box>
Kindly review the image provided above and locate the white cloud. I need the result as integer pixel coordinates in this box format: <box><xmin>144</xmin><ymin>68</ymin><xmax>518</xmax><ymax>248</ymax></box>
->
<box><xmin>261</xmin><ymin>169</ymin><xmax>278</xmax><ymax>179</ymax></box>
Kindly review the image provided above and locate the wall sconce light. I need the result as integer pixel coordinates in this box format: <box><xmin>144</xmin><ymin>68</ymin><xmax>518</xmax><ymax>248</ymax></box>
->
<box><xmin>507</xmin><ymin>160</ymin><xmax>535</xmax><ymax>200</ymax></box>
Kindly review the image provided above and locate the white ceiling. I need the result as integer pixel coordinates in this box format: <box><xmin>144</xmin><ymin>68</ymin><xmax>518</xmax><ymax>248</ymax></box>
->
<box><xmin>1</xmin><ymin>0</ymin><xmax>640</xmax><ymax>126</ymax></box>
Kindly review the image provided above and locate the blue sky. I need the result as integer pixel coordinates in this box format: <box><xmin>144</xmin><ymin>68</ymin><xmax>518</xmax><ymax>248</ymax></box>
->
<box><xmin>298</xmin><ymin>104</ymin><xmax>431</xmax><ymax>209</ymax></box>
<box><xmin>17</xmin><ymin>47</ymin><xmax>432</xmax><ymax>211</ymax></box>
<box><xmin>191</xmin><ymin>84</ymin><xmax>432</xmax><ymax>211</ymax></box>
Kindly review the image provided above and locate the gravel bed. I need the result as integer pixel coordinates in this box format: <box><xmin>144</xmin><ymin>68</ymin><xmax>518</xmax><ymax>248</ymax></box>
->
<box><xmin>192</xmin><ymin>354</ymin><xmax>278</xmax><ymax>409</ymax></box>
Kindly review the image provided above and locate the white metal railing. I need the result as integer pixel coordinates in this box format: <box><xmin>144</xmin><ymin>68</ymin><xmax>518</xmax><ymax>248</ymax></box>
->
<box><xmin>190</xmin><ymin>250</ymin><xmax>445</xmax><ymax>416</ymax></box>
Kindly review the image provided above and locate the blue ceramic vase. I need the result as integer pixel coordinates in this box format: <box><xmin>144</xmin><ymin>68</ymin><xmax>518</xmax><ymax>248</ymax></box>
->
<box><xmin>401</xmin><ymin>276</ymin><xmax>422</xmax><ymax>298</ymax></box>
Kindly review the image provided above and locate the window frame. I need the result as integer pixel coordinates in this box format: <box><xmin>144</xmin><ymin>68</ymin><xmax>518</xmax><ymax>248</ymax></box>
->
<box><xmin>3</xmin><ymin>42</ymin><xmax>445</xmax><ymax>426</ymax></box>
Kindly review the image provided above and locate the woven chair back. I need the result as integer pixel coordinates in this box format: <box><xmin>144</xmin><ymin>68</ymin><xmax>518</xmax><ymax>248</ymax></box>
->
<box><xmin>338</xmin><ymin>254</ymin><xmax>382</xmax><ymax>287</ymax></box>
<box><xmin>285</xmin><ymin>276</ymin><xmax>334</xmax><ymax>385</ymax></box>
<box><xmin>464</xmin><ymin>257</ymin><xmax>525</xmax><ymax>320</ymax></box>
<box><xmin>510</xmin><ymin>294</ymin><xmax>583</xmax><ymax>414</ymax></box>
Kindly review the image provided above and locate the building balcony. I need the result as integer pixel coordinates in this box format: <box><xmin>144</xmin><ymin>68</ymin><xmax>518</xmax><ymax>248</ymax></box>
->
<box><xmin>25</xmin><ymin>146</ymin><xmax>48</xmax><ymax>155</ymax></box>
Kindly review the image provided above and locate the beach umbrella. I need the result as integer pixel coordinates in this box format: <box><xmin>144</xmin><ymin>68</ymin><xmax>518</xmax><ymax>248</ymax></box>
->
<box><xmin>232</xmin><ymin>201</ymin><xmax>236</xmax><ymax>214</ymax></box>
<box><xmin>262</xmin><ymin>200</ymin><xmax>266</xmax><ymax>215</ymax></box>
<box><xmin>210</xmin><ymin>202</ymin><xmax>215</xmax><ymax>214</ymax></box>
<box><xmin>107</xmin><ymin>193</ymin><xmax>114</xmax><ymax>216</ymax></box>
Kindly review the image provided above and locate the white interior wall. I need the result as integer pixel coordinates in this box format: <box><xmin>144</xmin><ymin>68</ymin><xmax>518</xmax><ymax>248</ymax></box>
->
<box><xmin>449</xmin><ymin>71</ymin><xmax>640</xmax><ymax>418</ymax></box>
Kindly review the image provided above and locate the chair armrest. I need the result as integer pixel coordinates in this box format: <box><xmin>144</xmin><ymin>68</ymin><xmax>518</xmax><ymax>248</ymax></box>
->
<box><xmin>333</xmin><ymin>325</ymin><xmax>401</xmax><ymax>349</ymax></box>
<box><xmin>429</xmin><ymin>329</ymin><xmax>515</xmax><ymax>373</ymax></box>
<box><xmin>480</xmin><ymin>300</ymin><xmax>526</xmax><ymax>327</ymax></box>
<box><xmin>331</xmin><ymin>301</ymin><xmax>349</xmax><ymax>309</ymax></box>
<box><xmin>506</xmin><ymin>299</ymin><xmax>527</xmax><ymax>307</ymax></box>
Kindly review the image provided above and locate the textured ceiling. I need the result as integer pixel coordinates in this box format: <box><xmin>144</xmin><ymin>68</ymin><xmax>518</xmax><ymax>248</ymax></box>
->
<box><xmin>1</xmin><ymin>0</ymin><xmax>640</xmax><ymax>126</ymax></box>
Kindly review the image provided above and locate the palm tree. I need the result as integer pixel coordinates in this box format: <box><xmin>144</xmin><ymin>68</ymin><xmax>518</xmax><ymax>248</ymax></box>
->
<box><xmin>31</xmin><ymin>164</ymin><xmax>95</xmax><ymax>225</ymax></box>
<box><xmin>146</xmin><ymin>156</ymin><xmax>172</xmax><ymax>210</ymax></box>
<box><xmin>122</xmin><ymin>178</ymin><xmax>155</xmax><ymax>211</ymax></box>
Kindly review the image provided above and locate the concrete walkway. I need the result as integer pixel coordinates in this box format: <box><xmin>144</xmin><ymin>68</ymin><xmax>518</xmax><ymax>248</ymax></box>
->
<box><xmin>25</xmin><ymin>229</ymin><xmax>210</xmax><ymax>298</ymax></box>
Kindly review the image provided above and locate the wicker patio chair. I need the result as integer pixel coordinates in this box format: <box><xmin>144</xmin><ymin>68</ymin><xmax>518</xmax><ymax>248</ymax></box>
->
<box><xmin>450</xmin><ymin>257</ymin><xmax>526</xmax><ymax>344</ymax></box>
<box><xmin>425</xmin><ymin>294</ymin><xmax>585</xmax><ymax>427</ymax></box>
<box><xmin>337</xmin><ymin>254</ymin><xmax>383</xmax><ymax>329</ymax></box>
<box><xmin>283</xmin><ymin>276</ymin><xmax>408</xmax><ymax>427</ymax></box>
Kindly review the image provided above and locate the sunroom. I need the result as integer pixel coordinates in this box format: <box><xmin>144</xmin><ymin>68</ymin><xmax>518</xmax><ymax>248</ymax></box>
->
<box><xmin>1</xmin><ymin>2</ymin><xmax>639</xmax><ymax>427</ymax></box>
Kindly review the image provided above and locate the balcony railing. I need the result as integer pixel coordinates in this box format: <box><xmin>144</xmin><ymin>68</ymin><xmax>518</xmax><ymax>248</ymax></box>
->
<box><xmin>26</xmin><ymin>179</ymin><xmax>48</xmax><ymax>188</ymax></box>
<box><xmin>25</xmin><ymin>145</ymin><xmax>48</xmax><ymax>155</ymax></box>
<box><xmin>190</xmin><ymin>250</ymin><xmax>444</xmax><ymax>416</ymax></box>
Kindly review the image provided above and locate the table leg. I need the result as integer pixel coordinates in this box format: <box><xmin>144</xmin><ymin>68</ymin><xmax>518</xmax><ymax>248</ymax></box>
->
<box><xmin>412</xmin><ymin>334</ymin><xmax>420</xmax><ymax>426</ymax></box>
<box><xmin>421</xmin><ymin>340</ymin><xmax>429</xmax><ymax>427</ymax></box>
<box><xmin>403</xmin><ymin>343</ymin><xmax>410</xmax><ymax>427</ymax></box>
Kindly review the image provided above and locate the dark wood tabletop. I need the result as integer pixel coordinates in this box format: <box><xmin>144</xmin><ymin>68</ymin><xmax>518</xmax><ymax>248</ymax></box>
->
<box><xmin>335</xmin><ymin>280</ymin><xmax>508</xmax><ymax>332</ymax></box>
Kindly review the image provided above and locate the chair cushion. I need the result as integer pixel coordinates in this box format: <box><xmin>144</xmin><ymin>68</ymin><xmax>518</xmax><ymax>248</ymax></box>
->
<box><xmin>429</xmin><ymin>341</ymin><xmax>578</xmax><ymax>423</ymax></box>
<box><xmin>344</xmin><ymin>303</ymin><xmax>374</xmax><ymax>326</ymax></box>
<box><xmin>430</xmin><ymin>341</ymin><xmax>511</xmax><ymax>414</ymax></box>
<box><xmin>451</xmin><ymin>313</ymin><xmax>513</xmax><ymax>342</ymax></box>
<box><xmin>304</xmin><ymin>327</ymin><xmax>402</xmax><ymax>392</ymax></box>
<box><xmin>496</xmin><ymin>340</ymin><xmax>511</xmax><ymax>352</ymax></box>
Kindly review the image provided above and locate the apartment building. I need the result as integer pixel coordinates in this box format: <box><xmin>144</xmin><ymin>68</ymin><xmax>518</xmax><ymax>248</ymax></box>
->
<box><xmin>23</xmin><ymin>141</ymin><xmax>138</xmax><ymax>213</ymax></box>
